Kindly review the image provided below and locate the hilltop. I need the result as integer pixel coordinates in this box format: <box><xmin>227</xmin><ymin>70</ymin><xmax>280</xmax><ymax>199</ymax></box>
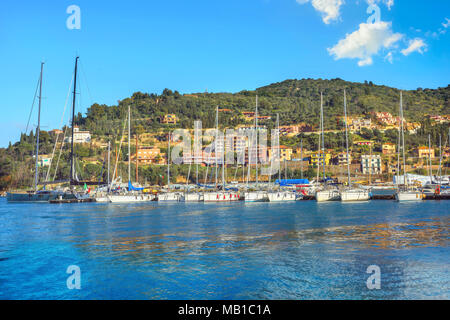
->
<box><xmin>79</xmin><ymin>78</ymin><xmax>450</xmax><ymax>137</ymax></box>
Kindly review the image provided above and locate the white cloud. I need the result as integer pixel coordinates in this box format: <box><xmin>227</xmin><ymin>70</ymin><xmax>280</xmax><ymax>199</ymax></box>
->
<box><xmin>366</xmin><ymin>0</ymin><xmax>394</xmax><ymax>10</ymax></box>
<box><xmin>296</xmin><ymin>0</ymin><xmax>344</xmax><ymax>24</ymax></box>
<box><xmin>384</xmin><ymin>51</ymin><xmax>393</xmax><ymax>63</ymax></box>
<box><xmin>401</xmin><ymin>38</ymin><xmax>427</xmax><ymax>56</ymax></box>
<box><xmin>327</xmin><ymin>21</ymin><xmax>403</xmax><ymax>66</ymax></box>
<box><xmin>442</xmin><ymin>18</ymin><xmax>450</xmax><ymax>29</ymax></box>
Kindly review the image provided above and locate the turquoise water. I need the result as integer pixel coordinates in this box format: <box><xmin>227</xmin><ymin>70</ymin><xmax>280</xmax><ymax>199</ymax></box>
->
<box><xmin>0</xmin><ymin>197</ymin><xmax>448</xmax><ymax>300</ymax></box>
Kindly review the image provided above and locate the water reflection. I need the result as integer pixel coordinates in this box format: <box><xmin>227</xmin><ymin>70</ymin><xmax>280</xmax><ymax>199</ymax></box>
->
<box><xmin>0</xmin><ymin>199</ymin><xmax>448</xmax><ymax>299</ymax></box>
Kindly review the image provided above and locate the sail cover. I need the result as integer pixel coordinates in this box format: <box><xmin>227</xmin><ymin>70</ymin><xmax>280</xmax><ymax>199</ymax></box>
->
<box><xmin>128</xmin><ymin>181</ymin><xmax>144</xmax><ymax>191</ymax></box>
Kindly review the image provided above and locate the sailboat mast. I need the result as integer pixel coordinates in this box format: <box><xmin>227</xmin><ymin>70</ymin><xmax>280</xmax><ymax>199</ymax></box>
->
<box><xmin>167</xmin><ymin>132</ymin><xmax>171</xmax><ymax>187</ymax></box>
<box><xmin>215</xmin><ymin>106</ymin><xmax>218</xmax><ymax>189</ymax></box>
<box><xmin>428</xmin><ymin>134</ymin><xmax>432</xmax><ymax>184</ymax></box>
<box><xmin>277</xmin><ymin>114</ymin><xmax>281</xmax><ymax>183</ymax></box>
<box><xmin>70</xmin><ymin>57</ymin><xmax>79</xmax><ymax>184</ymax></box>
<box><xmin>320</xmin><ymin>92</ymin><xmax>325</xmax><ymax>180</ymax></box>
<box><xmin>300</xmin><ymin>139</ymin><xmax>303</xmax><ymax>179</ymax></box>
<box><xmin>34</xmin><ymin>62</ymin><xmax>44</xmax><ymax>191</ymax></box>
<box><xmin>255</xmin><ymin>95</ymin><xmax>259</xmax><ymax>187</ymax></box>
<box><xmin>128</xmin><ymin>105</ymin><xmax>131</xmax><ymax>184</ymax></box>
<box><xmin>400</xmin><ymin>91</ymin><xmax>407</xmax><ymax>188</ymax></box>
<box><xmin>343</xmin><ymin>89</ymin><xmax>351</xmax><ymax>187</ymax></box>
<box><xmin>107</xmin><ymin>141</ymin><xmax>110</xmax><ymax>191</ymax></box>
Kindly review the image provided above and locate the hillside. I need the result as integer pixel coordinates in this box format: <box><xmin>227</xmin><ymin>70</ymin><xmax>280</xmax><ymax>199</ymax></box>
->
<box><xmin>79</xmin><ymin>78</ymin><xmax>450</xmax><ymax>137</ymax></box>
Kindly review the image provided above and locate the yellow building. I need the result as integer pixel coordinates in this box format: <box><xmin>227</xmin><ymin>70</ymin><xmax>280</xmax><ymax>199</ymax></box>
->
<box><xmin>310</xmin><ymin>151</ymin><xmax>332</xmax><ymax>166</ymax></box>
<box><xmin>161</xmin><ymin>114</ymin><xmax>177</xmax><ymax>124</ymax></box>
<box><xmin>382</xmin><ymin>143</ymin><xmax>396</xmax><ymax>155</ymax></box>
<box><xmin>416</xmin><ymin>146</ymin><xmax>435</xmax><ymax>159</ymax></box>
<box><xmin>268</xmin><ymin>145</ymin><xmax>293</xmax><ymax>161</ymax></box>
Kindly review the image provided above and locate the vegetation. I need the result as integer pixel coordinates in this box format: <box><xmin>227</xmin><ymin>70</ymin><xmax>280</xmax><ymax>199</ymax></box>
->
<box><xmin>1</xmin><ymin>78</ymin><xmax>449</xmax><ymax>191</ymax></box>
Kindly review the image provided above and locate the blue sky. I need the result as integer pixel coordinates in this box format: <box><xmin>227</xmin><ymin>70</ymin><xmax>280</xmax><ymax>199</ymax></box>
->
<box><xmin>0</xmin><ymin>0</ymin><xmax>449</xmax><ymax>147</ymax></box>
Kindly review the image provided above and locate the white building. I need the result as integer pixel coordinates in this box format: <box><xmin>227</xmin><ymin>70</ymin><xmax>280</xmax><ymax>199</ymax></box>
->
<box><xmin>66</xmin><ymin>127</ymin><xmax>91</xmax><ymax>144</ymax></box>
<box><xmin>361</xmin><ymin>154</ymin><xmax>382</xmax><ymax>175</ymax></box>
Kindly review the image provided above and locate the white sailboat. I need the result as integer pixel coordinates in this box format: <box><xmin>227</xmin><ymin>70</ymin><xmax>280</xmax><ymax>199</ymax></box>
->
<box><xmin>204</xmin><ymin>106</ymin><xmax>240</xmax><ymax>202</ymax></box>
<box><xmin>340</xmin><ymin>89</ymin><xmax>370</xmax><ymax>202</ymax></box>
<box><xmin>108</xmin><ymin>106</ymin><xmax>153</xmax><ymax>203</ymax></box>
<box><xmin>183</xmin><ymin>120</ymin><xmax>204</xmax><ymax>202</ymax></box>
<box><xmin>394</xmin><ymin>91</ymin><xmax>423</xmax><ymax>202</ymax></box>
<box><xmin>158</xmin><ymin>132</ymin><xmax>185</xmax><ymax>202</ymax></box>
<box><xmin>314</xmin><ymin>92</ymin><xmax>340</xmax><ymax>202</ymax></box>
<box><xmin>267</xmin><ymin>114</ymin><xmax>295</xmax><ymax>202</ymax></box>
<box><xmin>245</xmin><ymin>96</ymin><xmax>269</xmax><ymax>202</ymax></box>
<box><xmin>268</xmin><ymin>191</ymin><xmax>296</xmax><ymax>202</ymax></box>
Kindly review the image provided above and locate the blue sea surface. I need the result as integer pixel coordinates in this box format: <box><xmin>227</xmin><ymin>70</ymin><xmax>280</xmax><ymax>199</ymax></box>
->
<box><xmin>0</xmin><ymin>197</ymin><xmax>448</xmax><ymax>300</ymax></box>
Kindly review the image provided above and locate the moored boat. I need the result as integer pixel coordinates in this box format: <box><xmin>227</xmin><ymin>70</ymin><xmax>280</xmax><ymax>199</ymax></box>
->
<box><xmin>184</xmin><ymin>192</ymin><xmax>204</xmax><ymax>202</ymax></box>
<box><xmin>203</xmin><ymin>191</ymin><xmax>240</xmax><ymax>202</ymax></box>
<box><xmin>244</xmin><ymin>191</ymin><xmax>268</xmax><ymax>202</ymax></box>
<box><xmin>158</xmin><ymin>192</ymin><xmax>185</xmax><ymax>202</ymax></box>
<box><xmin>267</xmin><ymin>191</ymin><xmax>296</xmax><ymax>202</ymax></box>
<box><xmin>315</xmin><ymin>189</ymin><xmax>341</xmax><ymax>202</ymax></box>
<box><xmin>340</xmin><ymin>189</ymin><xmax>370</xmax><ymax>202</ymax></box>
<box><xmin>394</xmin><ymin>189</ymin><xmax>424</xmax><ymax>201</ymax></box>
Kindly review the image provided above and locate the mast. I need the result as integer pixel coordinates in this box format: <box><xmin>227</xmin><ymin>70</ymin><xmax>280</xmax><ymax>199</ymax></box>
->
<box><xmin>136</xmin><ymin>134</ymin><xmax>139</xmax><ymax>184</ymax></box>
<box><xmin>400</xmin><ymin>91</ymin><xmax>407</xmax><ymax>188</ymax></box>
<box><xmin>343</xmin><ymin>89</ymin><xmax>351</xmax><ymax>187</ymax></box>
<box><xmin>70</xmin><ymin>57</ymin><xmax>79</xmax><ymax>184</ymax></box>
<box><xmin>215</xmin><ymin>106</ymin><xmax>218</xmax><ymax>189</ymax></box>
<box><xmin>277</xmin><ymin>114</ymin><xmax>281</xmax><ymax>183</ymax></box>
<box><xmin>255</xmin><ymin>95</ymin><xmax>259</xmax><ymax>187</ymax></box>
<box><xmin>107</xmin><ymin>141</ymin><xmax>110</xmax><ymax>191</ymax></box>
<box><xmin>300</xmin><ymin>139</ymin><xmax>303</xmax><ymax>179</ymax></box>
<box><xmin>222</xmin><ymin>134</ymin><xmax>225</xmax><ymax>190</ymax></box>
<box><xmin>34</xmin><ymin>62</ymin><xmax>44</xmax><ymax>191</ymax></box>
<box><xmin>320</xmin><ymin>92</ymin><xmax>325</xmax><ymax>181</ymax></box>
<box><xmin>128</xmin><ymin>105</ymin><xmax>131</xmax><ymax>184</ymax></box>
<box><xmin>167</xmin><ymin>132</ymin><xmax>171</xmax><ymax>188</ymax></box>
<box><xmin>428</xmin><ymin>134</ymin><xmax>432</xmax><ymax>185</ymax></box>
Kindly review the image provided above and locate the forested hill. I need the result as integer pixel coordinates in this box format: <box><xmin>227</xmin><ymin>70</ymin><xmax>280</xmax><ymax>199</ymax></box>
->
<box><xmin>79</xmin><ymin>78</ymin><xmax>450</xmax><ymax>136</ymax></box>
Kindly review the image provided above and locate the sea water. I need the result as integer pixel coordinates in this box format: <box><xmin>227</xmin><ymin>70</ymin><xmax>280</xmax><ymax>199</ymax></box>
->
<box><xmin>0</xmin><ymin>198</ymin><xmax>448</xmax><ymax>299</ymax></box>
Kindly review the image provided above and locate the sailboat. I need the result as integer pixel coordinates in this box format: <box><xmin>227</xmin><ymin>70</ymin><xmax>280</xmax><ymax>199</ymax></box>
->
<box><xmin>394</xmin><ymin>91</ymin><xmax>424</xmax><ymax>201</ymax></box>
<box><xmin>340</xmin><ymin>89</ymin><xmax>370</xmax><ymax>202</ymax></box>
<box><xmin>184</xmin><ymin>121</ymin><xmax>204</xmax><ymax>202</ymax></box>
<box><xmin>204</xmin><ymin>106</ymin><xmax>239</xmax><ymax>202</ymax></box>
<box><xmin>244</xmin><ymin>96</ymin><xmax>268</xmax><ymax>202</ymax></box>
<box><xmin>158</xmin><ymin>132</ymin><xmax>185</xmax><ymax>202</ymax></box>
<box><xmin>107</xmin><ymin>106</ymin><xmax>154</xmax><ymax>203</ymax></box>
<box><xmin>7</xmin><ymin>63</ymin><xmax>64</xmax><ymax>202</ymax></box>
<box><xmin>314</xmin><ymin>92</ymin><xmax>340</xmax><ymax>202</ymax></box>
<box><xmin>267</xmin><ymin>114</ymin><xmax>295</xmax><ymax>202</ymax></box>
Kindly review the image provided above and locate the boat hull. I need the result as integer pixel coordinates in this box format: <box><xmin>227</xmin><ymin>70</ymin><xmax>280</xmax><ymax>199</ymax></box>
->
<box><xmin>244</xmin><ymin>192</ymin><xmax>268</xmax><ymax>202</ymax></box>
<box><xmin>107</xmin><ymin>194</ymin><xmax>154</xmax><ymax>203</ymax></box>
<box><xmin>203</xmin><ymin>192</ymin><xmax>240</xmax><ymax>202</ymax></box>
<box><xmin>267</xmin><ymin>191</ymin><xmax>296</xmax><ymax>202</ymax></box>
<box><xmin>6</xmin><ymin>191</ymin><xmax>62</xmax><ymax>203</ymax></box>
<box><xmin>158</xmin><ymin>192</ymin><xmax>184</xmax><ymax>202</ymax></box>
<box><xmin>340</xmin><ymin>189</ymin><xmax>370</xmax><ymax>202</ymax></box>
<box><xmin>184</xmin><ymin>193</ymin><xmax>204</xmax><ymax>202</ymax></box>
<box><xmin>315</xmin><ymin>190</ymin><xmax>341</xmax><ymax>202</ymax></box>
<box><xmin>394</xmin><ymin>191</ymin><xmax>424</xmax><ymax>201</ymax></box>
